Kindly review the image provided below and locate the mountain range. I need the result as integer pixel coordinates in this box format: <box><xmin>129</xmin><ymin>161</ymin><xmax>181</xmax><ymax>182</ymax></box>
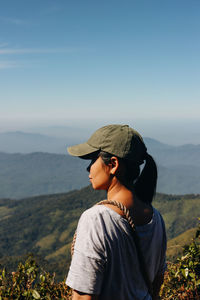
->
<box><xmin>0</xmin><ymin>131</ymin><xmax>200</xmax><ymax>198</ymax></box>
<box><xmin>0</xmin><ymin>130</ymin><xmax>90</xmax><ymax>154</ymax></box>
<box><xmin>0</xmin><ymin>131</ymin><xmax>68</xmax><ymax>154</ymax></box>
<box><xmin>1</xmin><ymin>131</ymin><xmax>200</xmax><ymax>165</ymax></box>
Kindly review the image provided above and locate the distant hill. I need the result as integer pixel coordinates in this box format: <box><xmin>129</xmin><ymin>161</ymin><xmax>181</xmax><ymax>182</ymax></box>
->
<box><xmin>1</xmin><ymin>131</ymin><xmax>200</xmax><ymax>198</ymax></box>
<box><xmin>166</xmin><ymin>227</ymin><xmax>198</xmax><ymax>261</ymax></box>
<box><xmin>1</xmin><ymin>130</ymin><xmax>200</xmax><ymax>167</ymax></box>
<box><xmin>0</xmin><ymin>152</ymin><xmax>89</xmax><ymax>199</ymax></box>
<box><xmin>0</xmin><ymin>187</ymin><xmax>199</xmax><ymax>280</ymax></box>
<box><xmin>150</xmin><ymin>143</ymin><xmax>200</xmax><ymax>167</ymax></box>
<box><xmin>0</xmin><ymin>131</ymin><xmax>67</xmax><ymax>154</ymax></box>
<box><xmin>1</xmin><ymin>150</ymin><xmax>200</xmax><ymax>199</ymax></box>
<box><xmin>0</xmin><ymin>129</ymin><xmax>91</xmax><ymax>154</ymax></box>
<box><xmin>157</xmin><ymin>164</ymin><xmax>200</xmax><ymax>194</ymax></box>
<box><xmin>0</xmin><ymin>131</ymin><xmax>173</xmax><ymax>155</ymax></box>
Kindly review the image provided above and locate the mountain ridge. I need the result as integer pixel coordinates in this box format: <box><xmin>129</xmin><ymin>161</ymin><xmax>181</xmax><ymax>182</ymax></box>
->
<box><xmin>1</xmin><ymin>150</ymin><xmax>200</xmax><ymax>199</ymax></box>
<box><xmin>1</xmin><ymin>130</ymin><xmax>200</xmax><ymax>154</ymax></box>
<box><xmin>1</xmin><ymin>131</ymin><xmax>200</xmax><ymax>198</ymax></box>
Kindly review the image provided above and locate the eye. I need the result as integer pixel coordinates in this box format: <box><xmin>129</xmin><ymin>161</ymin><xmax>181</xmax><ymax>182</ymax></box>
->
<box><xmin>92</xmin><ymin>157</ymin><xmax>97</xmax><ymax>164</ymax></box>
<box><xmin>87</xmin><ymin>156</ymin><xmax>98</xmax><ymax>172</ymax></box>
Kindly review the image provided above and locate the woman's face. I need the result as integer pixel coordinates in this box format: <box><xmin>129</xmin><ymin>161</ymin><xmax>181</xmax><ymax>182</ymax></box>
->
<box><xmin>87</xmin><ymin>156</ymin><xmax>111</xmax><ymax>190</ymax></box>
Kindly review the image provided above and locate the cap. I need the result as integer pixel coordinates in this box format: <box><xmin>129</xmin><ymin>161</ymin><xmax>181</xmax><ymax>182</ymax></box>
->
<box><xmin>67</xmin><ymin>124</ymin><xmax>147</xmax><ymax>164</ymax></box>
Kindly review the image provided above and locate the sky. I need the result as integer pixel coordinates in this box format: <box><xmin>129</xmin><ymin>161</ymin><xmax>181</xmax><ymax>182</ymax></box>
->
<box><xmin>0</xmin><ymin>0</ymin><xmax>200</xmax><ymax>145</ymax></box>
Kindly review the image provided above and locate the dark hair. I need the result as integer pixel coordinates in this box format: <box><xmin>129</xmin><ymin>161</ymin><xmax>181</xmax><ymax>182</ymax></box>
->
<box><xmin>99</xmin><ymin>151</ymin><xmax>157</xmax><ymax>204</ymax></box>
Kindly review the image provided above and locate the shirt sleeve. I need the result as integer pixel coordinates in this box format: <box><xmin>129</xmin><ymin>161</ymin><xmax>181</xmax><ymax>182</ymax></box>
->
<box><xmin>66</xmin><ymin>208</ymin><xmax>107</xmax><ymax>294</ymax></box>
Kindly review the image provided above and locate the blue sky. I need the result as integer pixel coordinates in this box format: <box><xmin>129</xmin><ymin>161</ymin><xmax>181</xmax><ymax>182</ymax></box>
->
<box><xmin>0</xmin><ymin>0</ymin><xmax>199</xmax><ymax>144</ymax></box>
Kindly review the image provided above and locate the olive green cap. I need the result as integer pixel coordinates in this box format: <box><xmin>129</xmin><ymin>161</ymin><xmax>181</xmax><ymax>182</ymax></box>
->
<box><xmin>67</xmin><ymin>124</ymin><xmax>147</xmax><ymax>164</ymax></box>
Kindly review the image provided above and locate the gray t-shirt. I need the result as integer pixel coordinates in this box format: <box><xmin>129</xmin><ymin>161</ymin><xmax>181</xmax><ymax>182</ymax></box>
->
<box><xmin>66</xmin><ymin>204</ymin><xmax>166</xmax><ymax>300</ymax></box>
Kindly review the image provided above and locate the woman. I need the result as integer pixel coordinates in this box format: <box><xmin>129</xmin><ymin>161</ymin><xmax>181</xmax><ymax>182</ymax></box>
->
<box><xmin>66</xmin><ymin>124</ymin><xmax>166</xmax><ymax>300</ymax></box>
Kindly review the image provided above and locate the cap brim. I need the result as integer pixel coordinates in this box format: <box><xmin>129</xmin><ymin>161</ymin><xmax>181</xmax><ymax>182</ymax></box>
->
<box><xmin>67</xmin><ymin>142</ymin><xmax>99</xmax><ymax>158</ymax></box>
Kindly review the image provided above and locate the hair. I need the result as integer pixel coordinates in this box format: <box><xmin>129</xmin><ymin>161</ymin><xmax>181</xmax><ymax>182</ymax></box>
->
<box><xmin>99</xmin><ymin>151</ymin><xmax>157</xmax><ymax>204</ymax></box>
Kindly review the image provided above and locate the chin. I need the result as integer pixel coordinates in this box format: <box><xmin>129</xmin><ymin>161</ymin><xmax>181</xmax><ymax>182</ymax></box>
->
<box><xmin>92</xmin><ymin>184</ymin><xmax>107</xmax><ymax>191</ymax></box>
<box><xmin>92</xmin><ymin>185</ymin><xmax>99</xmax><ymax>190</ymax></box>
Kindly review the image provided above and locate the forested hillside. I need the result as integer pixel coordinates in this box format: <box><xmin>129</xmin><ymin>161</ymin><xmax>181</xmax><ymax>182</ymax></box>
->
<box><xmin>0</xmin><ymin>187</ymin><xmax>199</xmax><ymax>280</ymax></box>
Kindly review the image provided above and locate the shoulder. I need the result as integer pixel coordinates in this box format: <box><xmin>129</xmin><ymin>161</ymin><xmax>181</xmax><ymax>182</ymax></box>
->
<box><xmin>81</xmin><ymin>204</ymin><xmax>107</xmax><ymax>218</ymax></box>
<box><xmin>135</xmin><ymin>206</ymin><xmax>166</xmax><ymax>239</ymax></box>
<box><xmin>76</xmin><ymin>204</ymin><xmax>123</xmax><ymax>245</ymax></box>
<box><xmin>74</xmin><ymin>205</ymin><xmax>112</xmax><ymax>257</ymax></box>
<box><xmin>152</xmin><ymin>207</ymin><xmax>166</xmax><ymax>228</ymax></box>
<box><xmin>78</xmin><ymin>205</ymin><xmax>106</xmax><ymax>226</ymax></box>
<box><xmin>76</xmin><ymin>205</ymin><xmax>110</xmax><ymax>236</ymax></box>
<box><xmin>78</xmin><ymin>204</ymin><xmax>121</xmax><ymax>227</ymax></box>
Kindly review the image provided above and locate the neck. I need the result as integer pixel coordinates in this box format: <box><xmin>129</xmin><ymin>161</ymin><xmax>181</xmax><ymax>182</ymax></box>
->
<box><xmin>107</xmin><ymin>178</ymin><xmax>134</xmax><ymax>210</ymax></box>
<box><xmin>106</xmin><ymin>177</ymin><xmax>153</xmax><ymax>225</ymax></box>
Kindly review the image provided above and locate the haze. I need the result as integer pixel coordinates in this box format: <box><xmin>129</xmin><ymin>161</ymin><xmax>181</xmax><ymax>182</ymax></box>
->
<box><xmin>0</xmin><ymin>0</ymin><xmax>199</xmax><ymax>145</ymax></box>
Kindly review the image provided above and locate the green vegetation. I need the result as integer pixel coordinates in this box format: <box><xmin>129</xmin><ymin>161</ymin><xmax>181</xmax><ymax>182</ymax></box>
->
<box><xmin>167</xmin><ymin>227</ymin><xmax>197</xmax><ymax>261</ymax></box>
<box><xmin>0</xmin><ymin>224</ymin><xmax>199</xmax><ymax>299</ymax></box>
<box><xmin>0</xmin><ymin>188</ymin><xmax>200</xmax><ymax>281</ymax></box>
<box><xmin>154</xmin><ymin>193</ymin><xmax>200</xmax><ymax>239</ymax></box>
<box><xmin>0</xmin><ymin>255</ymin><xmax>72</xmax><ymax>299</ymax></box>
<box><xmin>160</xmin><ymin>221</ymin><xmax>200</xmax><ymax>299</ymax></box>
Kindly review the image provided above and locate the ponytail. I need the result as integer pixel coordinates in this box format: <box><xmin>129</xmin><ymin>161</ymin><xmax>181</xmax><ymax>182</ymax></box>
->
<box><xmin>134</xmin><ymin>153</ymin><xmax>157</xmax><ymax>204</ymax></box>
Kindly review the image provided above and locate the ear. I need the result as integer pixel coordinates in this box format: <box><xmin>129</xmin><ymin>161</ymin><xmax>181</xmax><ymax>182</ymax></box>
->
<box><xmin>109</xmin><ymin>156</ymin><xmax>119</xmax><ymax>175</ymax></box>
